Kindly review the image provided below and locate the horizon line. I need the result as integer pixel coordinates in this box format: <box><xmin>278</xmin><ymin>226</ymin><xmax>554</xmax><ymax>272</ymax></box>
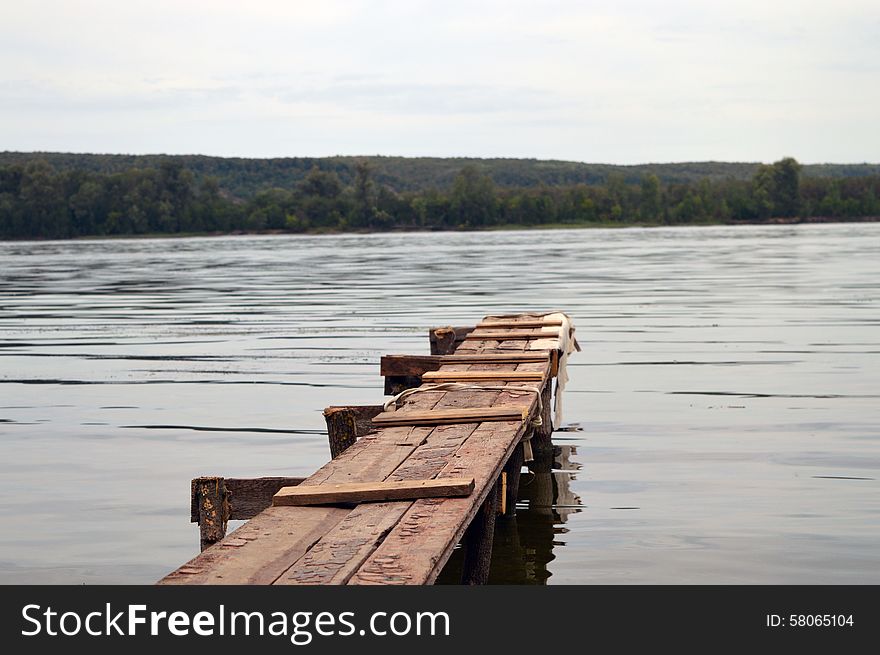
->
<box><xmin>2</xmin><ymin>150</ymin><xmax>878</xmax><ymax>168</ymax></box>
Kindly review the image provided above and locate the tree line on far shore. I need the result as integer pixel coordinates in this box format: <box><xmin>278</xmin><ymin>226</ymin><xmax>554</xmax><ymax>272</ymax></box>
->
<box><xmin>1</xmin><ymin>157</ymin><xmax>879</xmax><ymax>240</ymax></box>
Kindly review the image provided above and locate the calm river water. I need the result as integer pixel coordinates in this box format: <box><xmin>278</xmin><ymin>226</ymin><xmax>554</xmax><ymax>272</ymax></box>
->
<box><xmin>1</xmin><ymin>223</ymin><xmax>878</xmax><ymax>584</ymax></box>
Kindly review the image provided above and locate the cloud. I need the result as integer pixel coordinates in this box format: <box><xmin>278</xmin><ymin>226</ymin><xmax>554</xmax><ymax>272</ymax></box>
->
<box><xmin>0</xmin><ymin>0</ymin><xmax>878</xmax><ymax>162</ymax></box>
<box><xmin>270</xmin><ymin>80</ymin><xmax>561</xmax><ymax>115</ymax></box>
<box><xmin>0</xmin><ymin>78</ymin><xmax>241</xmax><ymax>113</ymax></box>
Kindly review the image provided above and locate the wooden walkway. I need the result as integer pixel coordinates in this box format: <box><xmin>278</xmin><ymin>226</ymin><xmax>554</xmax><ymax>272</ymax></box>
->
<box><xmin>159</xmin><ymin>312</ymin><xmax>576</xmax><ymax>585</ymax></box>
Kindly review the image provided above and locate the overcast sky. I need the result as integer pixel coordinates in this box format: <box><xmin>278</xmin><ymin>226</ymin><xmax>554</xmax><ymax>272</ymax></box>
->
<box><xmin>1</xmin><ymin>0</ymin><xmax>878</xmax><ymax>163</ymax></box>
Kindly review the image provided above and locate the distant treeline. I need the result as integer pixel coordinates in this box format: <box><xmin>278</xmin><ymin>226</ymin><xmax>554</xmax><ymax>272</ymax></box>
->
<box><xmin>2</xmin><ymin>151</ymin><xmax>880</xmax><ymax>197</ymax></box>
<box><xmin>1</xmin><ymin>157</ymin><xmax>879</xmax><ymax>239</ymax></box>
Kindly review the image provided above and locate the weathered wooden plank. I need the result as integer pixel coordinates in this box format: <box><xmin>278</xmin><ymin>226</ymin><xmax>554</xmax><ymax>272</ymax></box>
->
<box><xmin>441</xmin><ymin>353</ymin><xmax>549</xmax><ymax>362</ymax></box>
<box><xmin>383</xmin><ymin>353</ymin><xmax>552</xmax><ymax>393</ymax></box>
<box><xmin>160</xmin><ymin>428</ymin><xmax>440</xmax><ymax>584</ymax></box>
<box><xmin>272</xmin><ymin>502</ymin><xmax>410</xmax><ymax>585</ymax></box>
<box><xmin>422</xmin><ymin>370</ymin><xmax>544</xmax><ymax>382</ymax></box>
<box><xmin>464</xmin><ymin>331</ymin><xmax>559</xmax><ymax>340</ymax></box>
<box><xmin>273</xmin><ymin>477</ymin><xmax>475</xmax><ymax>506</ymax></box>
<box><xmin>349</xmin><ymin>418</ymin><xmax>529</xmax><ymax>585</ymax></box>
<box><xmin>497</xmin><ymin>336</ymin><xmax>530</xmax><ymax>353</ymax></box>
<box><xmin>380</xmin><ymin>353</ymin><xmax>549</xmax><ymax>376</ymax></box>
<box><xmin>381</xmin><ymin>355</ymin><xmax>443</xmax><ymax>377</ymax></box>
<box><xmin>451</xmin><ymin>331</ymin><xmax>499</xmax><ymax>352</ymax></box>
<box><xmin>447</xmin><ymin>347</ymin><xmax>553</xmax><ymax>355</ymax></box>
<box><xmin>160</xmin><ymin>372</ymin><xmax>458</xmax><ymax>585</ymax></box>
<box><xmin>273</xmin><ymin>385</ymin><xmax>502</xmax><ymax>585</ymax></box>
<box><xmin>223</xmin><ymin>477</ymin><xmax>306</xmax><ymax>521</ymax></box>
<box><xmin>348</xmin><ymin>362</ymin><xmax>549</xmax><ymax>584</ymax></box>
<box><xmin>372</xmin><ymin>406</ymin><xmax>527</xmax><ymax>427</ymax></box>
<box><xmin>162</xmin><ymin>504</ymin><xmax>351</xmax><ymax>584</ymax></box>
<box><xmin>476</xmin><ymin>320</ymin><xmax>563</xmax><ymax>328</ymax></box>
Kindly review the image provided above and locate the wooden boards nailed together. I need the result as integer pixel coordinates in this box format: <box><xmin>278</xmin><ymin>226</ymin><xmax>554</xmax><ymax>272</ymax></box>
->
<box><xmin>476</xmin><ymin>320</ymin><xmax>563</xmax><ymax>328</ymax></box>
<box><xmin>464</xmin><ymin>330</ymin><xmax>559</xmax><ymax>341</ymax></box>
<box><xmin>371</xmin><ymin>406</ymin><xmax>528</xmax><ymax>428</ymax></box>
<box><xmin>273</xmin><ymin>477</ymin><xmax>475</xmax><ymax>506</ymax></box>
<box><xmin>421</xmin><ymin>370</ymin><xmax>544</xmax><ymax>382</ymax></box>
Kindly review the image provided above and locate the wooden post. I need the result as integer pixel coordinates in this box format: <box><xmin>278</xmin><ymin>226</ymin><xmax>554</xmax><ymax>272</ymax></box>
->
<box><xmin>324</xmin><ymin>408</ymin><xmax>358</xmax><ymax>458</ymax></box>
<box><xmin>461</xmin><ymin>478</ymin><xmax>500</xmax><ymax>585</ymax></box>
<box><xmin>428</xmin><ymin>326</ymin><xmax>476</xmax><ymax>354</ymax></box>
<box><xmin>531</xmin><ymin>381</ymin><xmax>553</xmax><ymax>454</ymax></box>
<box><xmin>192</xmin><ymin>476</ymin><xmax>230</xmax><ymax>552</ymax></box>
<box><xmin>501</xmin><ymin>442</ymin><xmax>525</xmax><ymax>518</ymax></box>
<box><xmin>324</xmin><ymin>405</ymin><xmax>384</xmax><ymax>458</ymax></box>
<box><xmin>429</xmin><ymin>327</ymin><xmax>458</xmax><ymax>355</ymax></box>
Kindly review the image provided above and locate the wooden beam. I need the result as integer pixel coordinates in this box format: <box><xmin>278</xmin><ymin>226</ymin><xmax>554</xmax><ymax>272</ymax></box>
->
<box><xmin>422</xmin><ymin>370</ymin><xmax>544</xmax><ymax>382</ymax></box>
<box><xmin>349</xmin><ymin>414</ymin><xmax>530</xmax><ymax>585</ymax></box>
<box><xmin>225</xmin><ymin>477</ymin><xmax>306</xmax><ymax>520</ymax></box>
<box><xmin>477</xmin><ymin>320</ymin><xmax>563</xmax><ymax>328</ymax></box>
<box><xmin>160</xmin><ymin>425</ymin><xmax>436</xmax><ymax>584</ymax></box>
<box><xmin>372</xmin><ymin>406</ymin><xmax>527</xmax><ymax>428</ymax></box>
<box><xmin>381</xmin><ymin>354</ymin><xmax>443</xmax><ymax>377</ymax></box>
<box><xmin>273</xmin><ymin>386</ymin><xmax>506</xmax><ymax>585</ymax></box>
<box><xmin>191</xmin><ymin>477</ymin><xmax>307</xmax><ymax>523</ymax></box>
<box><xmin>273</xmin><ymin>477</ymin><xmax>475</xmax><ymax>506</ymax></box>
<box><xmin>440</xmin><ymin>353</ymin><xmax>549</xmax><ymax>363</ymax></box>
<box><xmin>349</xmin><ymin>344</ymin><xmax>541</xmax><ymax>585</ymax></box>
<box><xmin>464</xmin><ymin>330</ymin><xmax>560</xmax><ymax>340</ymax></box>
<box><xmin>381</xmin><ymin>353</ymin><xmax>551</xmax><ymax>381</ymax></box>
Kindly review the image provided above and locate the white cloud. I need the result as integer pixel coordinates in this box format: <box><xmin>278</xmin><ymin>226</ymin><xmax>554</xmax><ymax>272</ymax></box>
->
<box><xmin>1</xmin><ymin>0</ymin><xmax>877</xmax><ymax>162</ymax></box>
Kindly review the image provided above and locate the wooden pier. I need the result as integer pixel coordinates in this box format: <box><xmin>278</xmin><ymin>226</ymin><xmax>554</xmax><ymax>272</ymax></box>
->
<box><xmin>160</xmin><ymin>312</ymin><xmax>577</xmax><ymax>585</ymax></box>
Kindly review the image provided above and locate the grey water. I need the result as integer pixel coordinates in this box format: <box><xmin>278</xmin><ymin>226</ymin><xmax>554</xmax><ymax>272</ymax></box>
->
<box><xmin>1</xmin><ymin>223</ymin><xmax>878</xmax><ymax>584</ymax></box>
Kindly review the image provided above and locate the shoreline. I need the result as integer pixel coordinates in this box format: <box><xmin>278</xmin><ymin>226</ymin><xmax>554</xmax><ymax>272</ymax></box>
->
<box><xmin>2</xmin><ymin>215</ymin><xmax>878</xmax><ymax>243</ymax></box>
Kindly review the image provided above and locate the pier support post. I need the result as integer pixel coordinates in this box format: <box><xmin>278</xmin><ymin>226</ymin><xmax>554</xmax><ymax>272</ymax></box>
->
<box><xmin>193</xmin><ymin>477</ymin><xmax>230</xmax><ymax>552</ymax></box>
<box><xmin>531</xmin><ymin>382</ymin><xmax>553</xmax><ymax>454</ymax></box>
<box><xmin>461</xmin><ymin>478</ymin><xmax>500</xmax><ymax>585</ymax></box>
<box><xmin>429</xmin><ymin>326</ymin><xmax>475</xmax><ymax>354</ymax></box>
<box><xmin>324</xmin><ymin>408</ymin><xmax>358</xmax><ymax>458</ymax></box>
<box><xmin>324</xmin><ymin>405</ymin><xmax>384</xmax><ymax>458</ymax></box>
<box><xmin>501</xmin><ymin>443</ymin><xmax>524</xmax><ymax>518</ymax></box>
<box><xmin>429</xmin><ymin>327</ymin><xmax>458</xmax><ymax>355</ymax></box>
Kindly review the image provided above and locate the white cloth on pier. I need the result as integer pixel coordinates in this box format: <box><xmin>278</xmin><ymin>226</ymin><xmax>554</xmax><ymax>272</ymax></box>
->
<box><xmin>487</xmin><ymin>310</ymin><xmax>578</xmax><ymax>429</ymax></box>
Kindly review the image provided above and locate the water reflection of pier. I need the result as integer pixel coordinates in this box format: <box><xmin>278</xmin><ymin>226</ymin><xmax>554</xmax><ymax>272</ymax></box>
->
<box><xmin>438</xmin><ymin>442</ymin><xmax>582</xmax><ymax>584</ymax></box>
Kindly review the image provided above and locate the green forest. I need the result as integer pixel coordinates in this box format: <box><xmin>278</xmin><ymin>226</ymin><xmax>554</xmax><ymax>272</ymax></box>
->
<box><xmin>1</xmin><ymin>154</ymin><xmax>879</xmax><ymax>239</ymax></box>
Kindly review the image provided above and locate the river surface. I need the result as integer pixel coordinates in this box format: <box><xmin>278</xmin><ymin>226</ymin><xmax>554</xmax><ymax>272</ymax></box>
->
<box><xmin>1</xmin><ymin>223</ymin><xmax>878</xmax><ymax>584</ymax></box>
